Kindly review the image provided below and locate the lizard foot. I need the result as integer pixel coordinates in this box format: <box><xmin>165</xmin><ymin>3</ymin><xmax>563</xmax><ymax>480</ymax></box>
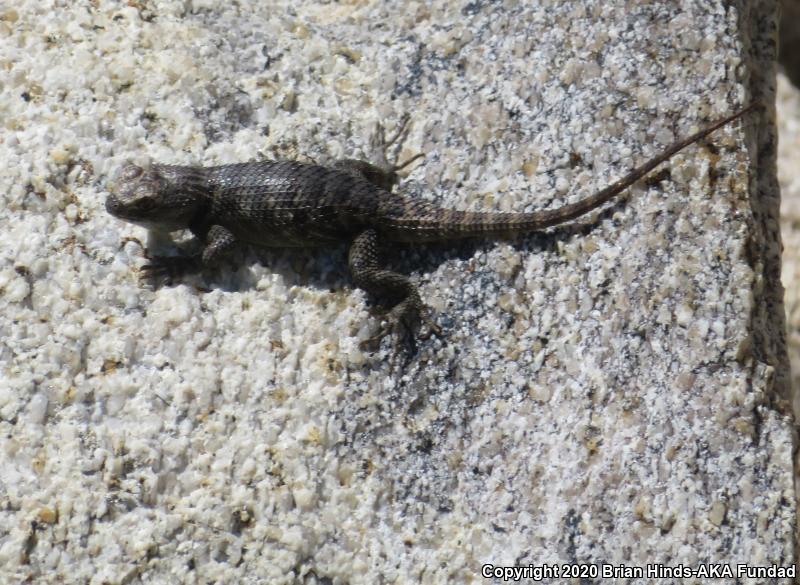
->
<box><xmin>359</xmin><ymin>300</ymin><xmax>442</xmax><ymax>356</ymax></box>
<box><xmin>372</xmin><ymin>114</ymin><xmax>425</xmax><ymax>176</ymax></box>
<box><xmin>332</xmin><ymin>115</ymin><xmax>424</xmax><ymax>191</ymax></box>
<box><xmin>139</xmin><ymin>255</ymin><xmax>200</xmax><ymax>286</ymax></box>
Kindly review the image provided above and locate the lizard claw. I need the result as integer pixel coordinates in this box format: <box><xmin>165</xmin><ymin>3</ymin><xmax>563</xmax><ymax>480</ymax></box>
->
<box><xmin>359</xmin><ymin>323</ymin><xmax>393</xmax><ymax>352</ymax></box>
<box><xmin>382</xmin><ymin>113</ymin><xmax>411</xmax><ymax>149</ymax></box>
<box><xmin>417</xmin><ymin>313</ymin><xmax>443</xmax><ymax>341</ymax></box>
<box><xmin>391</xmin><ymin>152</ymin><xmax>425</xmax><ymax>175</ymax></box>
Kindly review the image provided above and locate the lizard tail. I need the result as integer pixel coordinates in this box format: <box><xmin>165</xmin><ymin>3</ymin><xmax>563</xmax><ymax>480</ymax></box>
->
<box><xmin>384</xmin><ymin>102</ymin><xmax>759</xmax><ymax>242</ymax></box>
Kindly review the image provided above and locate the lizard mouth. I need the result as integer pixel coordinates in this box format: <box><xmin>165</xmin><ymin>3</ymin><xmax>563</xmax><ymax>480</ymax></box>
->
<box><xmin>105</xmin><ymin>194</ymin><xmax>141</xmax><ymax>223</ymax></box>
<box><xmin>105</xmin><ymin>191</ymin><xmax>125</xmax><ymax>215</ymax></box>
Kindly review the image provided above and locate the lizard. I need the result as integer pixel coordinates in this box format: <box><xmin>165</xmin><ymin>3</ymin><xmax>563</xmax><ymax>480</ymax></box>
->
<box><xmin>105</xmin><ymin>102</ymin><xmax>758</xmax><ymax>350</ymax></box>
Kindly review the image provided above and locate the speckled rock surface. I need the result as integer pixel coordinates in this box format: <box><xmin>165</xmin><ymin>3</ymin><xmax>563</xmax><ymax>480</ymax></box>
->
<box><xmin>779</xmin><ymin>73</ymin><xmax>800</xmax><ymax>406</ymax></box>
<box><xmin>0</xmin><ymin>1</ymin><xmax>794</xmax><ymax>583</ymax></box>
<box><xmin>777</xmin><ymin>72</ymin><xmax>800</xmax><ymax>548</ymax></box>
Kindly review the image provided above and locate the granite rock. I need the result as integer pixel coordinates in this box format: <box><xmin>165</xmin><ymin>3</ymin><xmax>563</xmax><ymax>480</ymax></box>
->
<box><xmin>0</xmin><ymin>1</ymin><xmax>794</xmax><ymax>583</ymax></box>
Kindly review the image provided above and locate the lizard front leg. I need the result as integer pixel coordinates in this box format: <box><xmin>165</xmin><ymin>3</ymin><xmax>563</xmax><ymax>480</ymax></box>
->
<box><xmin>348</xmin><ymin>228</ymin><xmax>442</xmax><ymax>350</ymax></box>
<box><xmin>141</xmin><ymin>225</ymin><xmax>238</xmax><ymax>284</ymax></box>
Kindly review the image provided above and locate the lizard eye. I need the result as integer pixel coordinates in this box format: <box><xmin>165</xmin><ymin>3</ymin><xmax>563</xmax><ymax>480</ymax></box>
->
<box><xmin>120</xmin><ymin>164</ymin><xmax>143</xmax><ymax>181</ymax></box>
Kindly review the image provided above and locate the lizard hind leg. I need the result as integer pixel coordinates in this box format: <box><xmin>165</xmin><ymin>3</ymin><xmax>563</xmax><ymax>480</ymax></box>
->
<box><xmin>377</xmin><ymin>113</ymin><xmax>425</xmax><ymax>171</ymax></box>
<box><xmin>333</xmin><ymin>115</ymin><xmax>425</xmax><ymax>191</ymax></box>
<box><xmin>348</xmin><ymin>229</ymin><xmax>442</xmax><ymax>353</ymax></box>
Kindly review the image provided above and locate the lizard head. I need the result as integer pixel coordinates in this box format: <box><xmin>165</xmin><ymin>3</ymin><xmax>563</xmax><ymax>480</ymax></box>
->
<box><xmin>106</xmin><ymin>163</ymin><xmax>204</xmax><ymax>231</ymax></box>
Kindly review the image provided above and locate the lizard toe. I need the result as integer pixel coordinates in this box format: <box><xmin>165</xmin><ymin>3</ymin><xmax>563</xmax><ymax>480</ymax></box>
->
<box><xmin>139</xmin><ymin>255</ymin><xmax>200</xmax><ymax>286</ymax></box>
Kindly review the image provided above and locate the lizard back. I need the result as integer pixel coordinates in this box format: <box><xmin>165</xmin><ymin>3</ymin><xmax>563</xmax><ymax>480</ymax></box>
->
<box><xmin>200</xmin><ymin>160</ymin><xmax>388</xmax><ymax>246</ymax></box>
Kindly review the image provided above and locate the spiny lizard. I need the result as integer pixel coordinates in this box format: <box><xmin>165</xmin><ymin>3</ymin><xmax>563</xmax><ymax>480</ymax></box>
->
<box><xmin>106</xmin><ymin>103</ymin><xmax>758</xmax><ymax>349</ymax></box>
